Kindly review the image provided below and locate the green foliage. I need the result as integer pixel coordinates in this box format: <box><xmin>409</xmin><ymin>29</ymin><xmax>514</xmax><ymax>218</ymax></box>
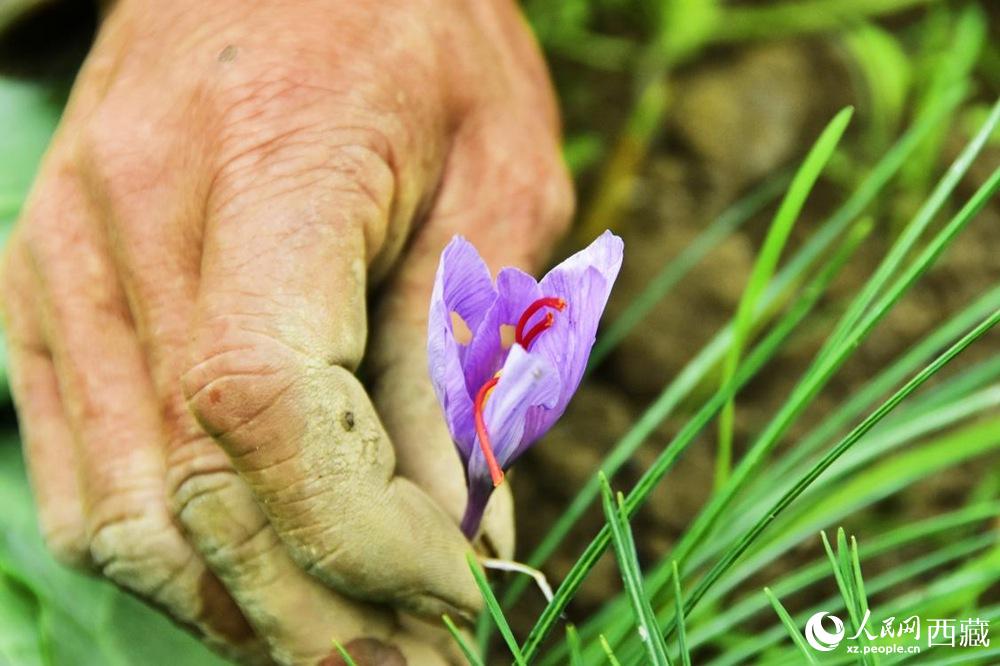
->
<box><xmin>599</xmin><ymin>474</ymin><xmax>670</xmax><ymax>665</ymax></box>
<box><xmin>651</xmin><ymin>0</ymin><xmax>719</xmax><ymax>67</ymax></box>
<box><xmin>443</xmin><ymin>615</ymin><xmax>485</xmax><ymax>666</ymax></box>
<box><xmin>820</xmin><ymin>530</ymin><xmax>874</xmax><ymax>664</ymax></box>
<box><xmin>691</xmin><ymin>503</ymin><xmax>1000</xmax><ymax>656</ymax></box>
<box><xmin>503</xmin><ymin>86</ymin><xmax>965</xmax><ymax>628</ymax></box>
<box><xmin>330</xmin><ymin>640</ymin><xmax>358</xmax><ymax>666</ymax></box>
<box><xmin>598</xmin><ymin>634</ymin><xmax>623</xmax><ymax>666</ymax></box>
<box><xmin>0</xmin><ymin>81</ymin><xmax>61</xmax><ymax>220</ymax></box>
<box><xmin>0</xmin><ymin>570</ymin><xmax>46</xmax><ymax>666</ymax></box>
<box><xmin>0</xmin><ymin>440</ymin><xmax>227</xmax><ymax>666</ymax></box>
<box><xmin>897</xmin><ymin>5</ymin><xmax>987</xmax><ymax>200</ymax></box>
<box><xmin>763</xmin><ymin>587</ymin><xmax>817</xmax><ymax>664</ymax></box>
<box><xmin>712</xmin><ymin>0</ymin><xmax>938</xmax><ymax>43</ymax></box>
<box><xmin>566</xmin><ymin>624</ymin><xmax>584</xmax><ymax>666</ymax></box>
<box><xmin>492</xmin><ymin>83</ymin><xmax>998</xmax><ymax>666</ymax></box>
<box><xmin>670</xmin><ymin>562</ymin><xmax>690</xmax><ymax>666</ymax></box>
<box><xmin>522</xmin><ymin>217</ymin><xmax>866</xmax><ymax>661</ymax></box>
<box><xmin>716</xmin><ymin>107</ymin><xmax>853</xmax><ymax>488</ymax></box>
<box><xmin>840</xmin><ymin>23</ymin><xmax>912</xmax><ymax>155</ymax></box>
<box><xmin>467</xmin><ymin>553</ymin><xmax>527</xmax><ymax>665</ymax></box>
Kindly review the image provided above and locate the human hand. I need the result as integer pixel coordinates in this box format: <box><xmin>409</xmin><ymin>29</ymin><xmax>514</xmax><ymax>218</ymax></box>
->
<box><xmin>0</xmin><ymin>0</ymin><xmax>572</xmax><ymax>662</ymax></box>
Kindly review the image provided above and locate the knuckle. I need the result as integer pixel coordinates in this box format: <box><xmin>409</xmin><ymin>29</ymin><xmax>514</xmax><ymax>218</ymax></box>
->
<box><xmin>77</xmin><ymin>104</ymin><xmax>118</xmax><ymax>163</ymax></box>
<box><xmin>19</xmin><ymin>213</ymin><xmax>51</xmax><ymax>262</ymax></box>
<box><xmin>77</xmin><ymin>101</ymin><xmax>166</xmax><ymax>207</ymax></box>
<box><xmin>40</xmin><ymin>520</ymin><xmax>90</xmax><ymax>569</ymax></box>
<box><xmin>14</xmin><ymin>153</ymin><xmax>95</xmax><ymax>261</ymax></box>
<box><xmin>475</xmin><ymin>115</ymin><xmax>576</xmax><ymax>239</ymax></box>
<box><xmin>87</xmin><ymin>506</ymin><xmax>188</xmax><ymax>595</ymax></box>
<box><xmin>182</xmin><ymin>320</ymin><xmax>301</xmax><ymax>446</ymax></box>
<box><xmin>212</xmin><ymin>121</ymin><xmax>397</xmax><ymax>228</ymax></box>
<box><xmin>170</xmin><ymin>467</ymin><xmax>277</xmax><ymax>582</ymax></box>
<box><xmin>540</xmin><ymin>155</ymin><xmax>576</xmax><ymax>234</ymax></box>
<box><xmin>497</xmin><ymin>139</ymin><xmax>575</xmax><ymax>240</ymax></box>
<box><xmin>209</xmin><ymin>63</ymin><xmax>401</xmax><ymax>221</ymax></box>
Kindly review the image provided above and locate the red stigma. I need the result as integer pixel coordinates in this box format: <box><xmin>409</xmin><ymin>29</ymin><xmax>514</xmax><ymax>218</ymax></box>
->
<box><xmin>521</xmin><ymin>312</ymin><xmax>554</xmax><ymax>348</ymax></box>
<box><xmin>515</xmin><ymin>297</ymin><xmax>566</xmax><ymax>348</ymax></box>
<box><xmin>474</xmin><ymin>376</ymin><xmax>505</xmax><ymax>487</ymax></box>
<box><xmin>472</xmin><ymin>296</ymin><xmax>565</xmax><ymax>488</ymax></box>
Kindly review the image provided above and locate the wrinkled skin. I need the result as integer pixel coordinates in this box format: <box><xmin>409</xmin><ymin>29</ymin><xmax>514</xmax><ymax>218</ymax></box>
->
<box><xmin>0</xmin><ymin>0</ymin><xmax>572</xmax><ymax>663</ymax></box>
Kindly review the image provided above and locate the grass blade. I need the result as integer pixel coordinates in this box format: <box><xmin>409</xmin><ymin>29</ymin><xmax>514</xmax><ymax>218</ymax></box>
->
<box><xmin>599</xmin><ymin>634</ymin><xmax>623</xmax><ymax>666</ymax></box>
<box><xmin>820</xmin><ymin>530</ymin><xmax>855</xmax><ymax>625</ymax></box>
<box><xmin>764</xmin><ymin>587</ymin><xmax>818</xmax><ymax>664</ymax></box>
<box><xmin>671</xmin><ymin>561</ymin><xmax>691</xmax><ymax>666</ymax></box>
<box><xmin>681</xmin><ymin>413</ymin><xmax>1000</xmax><ymax>648</ymax></box>
<box><xmin>689</xmin><ymin>503</ymin><xmax>1000</xmax><ymax>650</ymax></box>
<box><xmin>825</xmin><ymin>530</ymin><xmax>875</xmax><ymax>665</ymax></box>
<box><xmin>600</xmin><ymin>474</ymin><xmax>671</xmax><ymax>665</ymax></box>
<box><xmin>655</xmin><ymin>161</ymin><xmax>1000</xmax><ymax>615</ymax></box>
<box><xmin>577</xmin><ymin>222</ymin><xmax>872</xmax><ymax>660</ymax></box>
<box><xmin>713</xmin><ymin>0</ymin><xmax>940</xmax><ymax>42</ymax></box>
<box><xmin>819</xmin><ymin>97</ymin><xmax>1000</xmax><ymax>365</ymax></box>
<box><xmin>747</xmin><ymin>283</ymin><xmax>1000</xmax><ymax>502</ymax></box>
<box><xmin>467</xmin><ymin>554</ymin><xmax>526</xmax><ymax>666</ymax></box>
<box><xmin>716</xmin><ymin>107</ymin><xmax>854</xmax><ymax>488</ymax></box>
<box><xmin>673</xmin><ymin>307</ymin><xmax>1000</xmax><ymax>633</ymax></box>
<box><xmin>850</xmin><ymin>537</ymin><xmax>870</xmax><ymax>619</ymax></box>
<box><xmin>706</xmin><ymin>532</ymin><xmax>997</xmax><ymax>665</ymax></box>
<box><xmin>442</xmin><ymin>615</ymin><xmax>485</xmax><ymax>666</ymax></box>
<box><xmin>566</xmin><ymin>624</ymin><xmax>584</xmax><ymax>666</ymax></box>
<box><xmin>331</xmin><ymin>640</ymin><xmax>358</xmax><ymax>666</ymax></box>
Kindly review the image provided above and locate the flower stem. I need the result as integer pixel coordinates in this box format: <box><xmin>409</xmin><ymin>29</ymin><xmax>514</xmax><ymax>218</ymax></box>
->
<box><xmin>461</xmin><ymin>482</ymin><xmax>491</xmax><ymax>539</ymax></box>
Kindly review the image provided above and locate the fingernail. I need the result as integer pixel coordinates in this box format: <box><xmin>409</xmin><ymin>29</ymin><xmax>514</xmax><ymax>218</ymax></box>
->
<box><xmin>319</xmin><ymin>638</ymin><xmax>407</xmax><ymax>666</ymax></box>
<box><xmin>197</xmin><ymin>570</ymin><xmax>256</xmax><ymax>645</ymax></box>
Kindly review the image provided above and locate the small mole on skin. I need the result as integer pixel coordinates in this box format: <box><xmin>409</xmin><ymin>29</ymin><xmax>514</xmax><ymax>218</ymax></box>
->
<box><xmin>209</xmin><ymin>388</ymin><xmax>222</xmax><ymax>404</ymax></box>
<box><xmin>341</xmin><ymin>411</ymin><xmax>355</xmax><ymax>431</ymax></box>
<box><xmin>218</xmin><ymin>45</ymin><xmax>238</xmax><ymax>63</ymax></box>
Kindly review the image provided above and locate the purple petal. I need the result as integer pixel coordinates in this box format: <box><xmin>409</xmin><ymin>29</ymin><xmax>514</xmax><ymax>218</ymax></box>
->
<box><xmin>436</xmin><ymin>236</ymin><xmax>497</xmax><ymax>333</ymax></box>
<box><xmin>427</xmin><ymin>314</ymin><xmax>476</xmax><ymax>459</ymax></box>
<box><xmin>462</xmin><ymin>267</ymin><xmax>541</xmax><ymax>397</ymax></box>
<box><xmin>467</xmin><ymin>345</ymin><xmax>560</xmax><ymax>488</ymax></box>
<box><xmin>529</xmin><ymin>231</ymin><xmax>623</xmax><ymax>427</ymax></box>
<box><xmin>427</xmin><ymin>236</ymin><xmax>497</xmax><ymax>459</ymax></box>
<box><xmin>546</xmin><ymin>229</ymin><xmax>624</xmax><ymax>286</ymax></box>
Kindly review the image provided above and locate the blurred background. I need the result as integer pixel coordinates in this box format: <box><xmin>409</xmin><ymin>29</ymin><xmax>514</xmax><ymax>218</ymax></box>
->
<box><xmin>510</xmin><ymin>0</ymin><xmax>999</xmax><ymax>653</ymax></box>
<box><xmin>0</xmin><ymin>0</ymin><xmax>998</xmax><ymax>664</ymax></box>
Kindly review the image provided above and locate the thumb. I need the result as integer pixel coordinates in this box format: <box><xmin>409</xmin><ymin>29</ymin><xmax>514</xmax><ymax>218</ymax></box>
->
<box><xmin>185</xmin><ymin>124</ymin><xmax>482</xmax><ymax>620</ymax></box>
<box><xmin>368</xmin><ymin>292</ymin><xmax>516</xmax><ymax>560</ymax></box>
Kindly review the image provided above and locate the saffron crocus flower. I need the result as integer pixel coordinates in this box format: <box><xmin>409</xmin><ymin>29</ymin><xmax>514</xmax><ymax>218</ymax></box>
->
<box><xmin>428</xmin><ymin>231</ymin><xmax>624</xmax><ymax>538</ymax></box>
